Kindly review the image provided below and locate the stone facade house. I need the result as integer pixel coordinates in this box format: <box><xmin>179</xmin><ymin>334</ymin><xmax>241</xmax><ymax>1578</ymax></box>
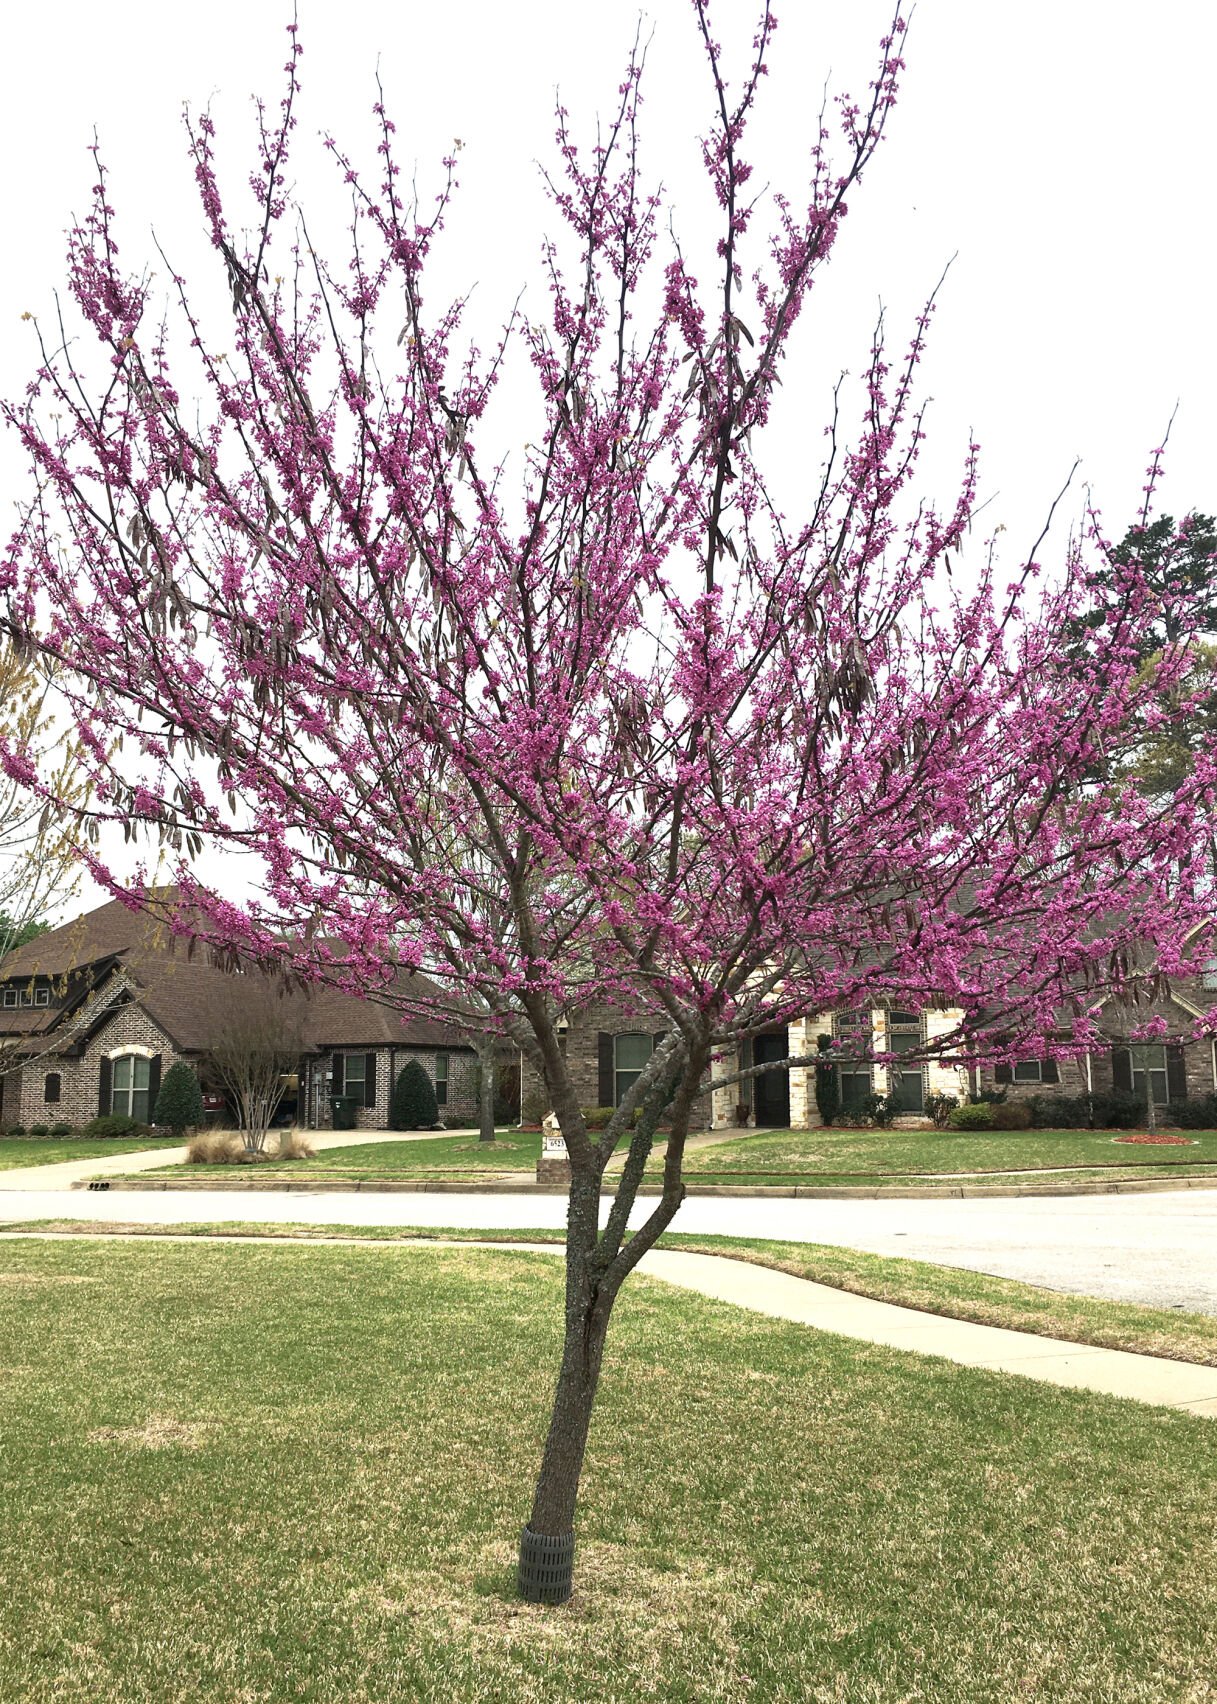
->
<box><xmin>0</xmin><ymin>897</ymin><xmax>479</xmax><ymax>1131</ymax></box>
<box><xmin>524</xmin><ymin>973</ymin><xmax>1217</xmax><ymax>1132</ymax></box>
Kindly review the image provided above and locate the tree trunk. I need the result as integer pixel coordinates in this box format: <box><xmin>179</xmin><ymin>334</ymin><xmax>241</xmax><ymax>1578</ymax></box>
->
<box><xmin>518</xmin><ymin>1170</ymin><xmax>608</xmax><ymax>1601</ymax></box>
<box><xmin>478</xmin><ymin>1043</ymin><xmax>496</xmax><ymax>1143</ymax></box>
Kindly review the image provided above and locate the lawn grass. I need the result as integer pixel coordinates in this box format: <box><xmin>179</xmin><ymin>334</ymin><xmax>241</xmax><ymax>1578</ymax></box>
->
<box><xmin>1</xmin><ymin>1235</ymin><xmax>1215</xmax><ymax>1702</ymax></box>
<box><xmin>666</xmin><ymin>1164</ymin><xmax>1216</xmax><ymax>1189</ymax></box>
<box><xmin>0</xmin><ymin>1136</ymin><xmax>183</xmax><ymax>1171</ymax></box>
<box><xmin>673</xmin><ymin>1124</ymin><xmax>1217</xmax><ymax>1178</ymax></box>
<box><xmin>8</xmin><ymin>1219</ymin><xmax>1217</xmax><ymax>1369</ymax></box>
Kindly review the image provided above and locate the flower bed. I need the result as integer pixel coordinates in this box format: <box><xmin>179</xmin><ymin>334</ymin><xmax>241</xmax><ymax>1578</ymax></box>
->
<box><xmin>1112</xmin><ymin>1133</ymin><xmax>1196</xmax><ymax>1146</ymax></box>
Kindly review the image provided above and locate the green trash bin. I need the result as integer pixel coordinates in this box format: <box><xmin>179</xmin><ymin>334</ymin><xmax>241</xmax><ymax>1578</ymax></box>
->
<box><xmin>331</xmin><ymin>1096</ymin><xmax>359</xmax><ymax>1131</ymax></box>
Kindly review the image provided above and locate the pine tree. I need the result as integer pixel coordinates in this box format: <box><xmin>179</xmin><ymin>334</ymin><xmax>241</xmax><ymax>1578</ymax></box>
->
<box><xmin>154</xmin><ymin>1061</ymin><xmax>205</xmax><ymax>1137</ymax></box>
<box><xmin>391</xmin><ymin>1059</ymin><xmax>439</xmax><ymax>1130</ymax></box>
<box><xmin>814</xmin><ymin>1034</ymin><xmax>840</xmax><ymax>1128</ymax></box>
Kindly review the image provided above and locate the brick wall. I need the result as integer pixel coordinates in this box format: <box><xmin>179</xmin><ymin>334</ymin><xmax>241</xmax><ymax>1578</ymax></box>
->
<box><xmin>14</xmin><ymin>1003</ymin><xmax>184</xmax><ymax>1129</ymax></box>
<box><xmin>520</xmin><ymin>1006</ymin><xmax>711</xmax><ymax>1130</ymax></box>
<box><xmin>305</xmin><ymin>1045</ymin><xmax>479</xmax><ymax>1129</ymax></box>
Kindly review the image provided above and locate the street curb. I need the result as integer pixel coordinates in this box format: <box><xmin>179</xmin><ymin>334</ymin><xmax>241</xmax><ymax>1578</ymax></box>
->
<box><xmin>72</xmin><ymin>1173</ymin><xmax>1217</xmax><ymax>1201</ymax></box>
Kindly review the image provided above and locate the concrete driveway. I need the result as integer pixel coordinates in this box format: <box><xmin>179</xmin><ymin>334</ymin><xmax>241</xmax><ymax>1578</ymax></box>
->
<box><xmin>2</xmin><ymin>1181</ymin><xmax>1215</xmax><ymax>1314</ymax></box>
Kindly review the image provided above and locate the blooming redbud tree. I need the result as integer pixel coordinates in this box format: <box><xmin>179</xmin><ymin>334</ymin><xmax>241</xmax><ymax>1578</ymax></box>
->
<box><xmin>4</xmin><ymin>5</ymin><xmax>1215</xmax><ymax>1601</ymax></box>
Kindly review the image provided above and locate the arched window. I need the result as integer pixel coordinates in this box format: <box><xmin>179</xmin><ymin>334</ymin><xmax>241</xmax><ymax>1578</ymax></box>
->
<box><xmin>111</xmin><ymin>1054</ymin><xmax>153</xmax><ymax>1122</ymax></box>
<box><xmin>613</xmin><ymin>1034</ymin><xmax>654</xmax><ymax>1106</ymax></box>
<box><xmin>44</xmin><ymin>1072</ymin><xmax>61</xmax><ymax>1105</ymax></box>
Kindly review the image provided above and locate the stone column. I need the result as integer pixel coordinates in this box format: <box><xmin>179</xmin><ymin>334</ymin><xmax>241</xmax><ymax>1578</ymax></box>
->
<box><xmin>788</xmin><ymin>1014</ymin><xmax>835</xmax><ymax>1128</ymax></box>
<box><xmin>711</xmin><ymin>1046</ymin><xmax>740</xmax><ymax>1130</ymax></box>
<box><xmin>925</xmin><ymin>1007</ymin><xmax>968</xmax><ymax>1101</ymax></box>
<box><xmin>535</xmin><ymin>1111</ymin><xmax>572</xmax><ymax>1188</ymax></box>
<box><xmin>871</xmin><ymin>1008</ymin><xmax>889</xmax><ymax>1096</ymax></box>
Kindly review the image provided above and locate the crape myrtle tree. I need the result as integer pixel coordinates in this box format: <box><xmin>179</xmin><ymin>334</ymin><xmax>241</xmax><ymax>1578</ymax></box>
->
<box><xmin>4</xmin><ymin>5</ymin><xmax>1217</xmax><ymax>1601</ymax></box>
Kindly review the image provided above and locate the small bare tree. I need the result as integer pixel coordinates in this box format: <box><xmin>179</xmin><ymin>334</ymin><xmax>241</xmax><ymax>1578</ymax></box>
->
<box><xmin>206</xmin><ymin>1007</ymin><xmax>303</xmax><ymax>1154</ymax></box>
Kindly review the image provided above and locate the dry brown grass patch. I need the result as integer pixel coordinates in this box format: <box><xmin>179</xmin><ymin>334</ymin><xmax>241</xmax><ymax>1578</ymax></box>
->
<box><xmin>185</xmin><ymin>1132</ymin><xmax>246</xmax><ymax>1164</ymax></box>
<box><xmin>88</xmin><ymin>1414</ymin><xmax>211</xmax><ymax>1450</ymax></box>
<box><xmin>274</xmin><ymin>1131</ymin><xmax>316</xmax><ymax>1160</ymax></box>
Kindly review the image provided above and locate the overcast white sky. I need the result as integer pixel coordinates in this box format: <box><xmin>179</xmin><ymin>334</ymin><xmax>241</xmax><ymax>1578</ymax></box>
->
<box><xmin>1</xmin><ymin>0</ymin><xmax>1214</xmax><ymax>918</ymax></box>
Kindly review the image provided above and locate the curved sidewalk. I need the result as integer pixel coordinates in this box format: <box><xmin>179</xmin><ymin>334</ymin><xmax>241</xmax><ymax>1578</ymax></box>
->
<box><xmin>6</xmin><ymin>1227</ymin><xmax>1216</xmax><ymax>1420</ymax></box>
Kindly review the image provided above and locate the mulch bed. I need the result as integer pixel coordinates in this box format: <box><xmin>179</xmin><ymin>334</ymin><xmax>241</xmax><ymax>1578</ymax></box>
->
<box><xmin>1112</xmin><ymin>1133</ymin><xmax>1196</xmax><ymax>1146</ymax></box>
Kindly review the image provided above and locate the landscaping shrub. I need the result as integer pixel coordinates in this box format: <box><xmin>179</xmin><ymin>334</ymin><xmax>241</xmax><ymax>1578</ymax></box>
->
<box><xmin>391</xmin><ymin>1058</ymin><xmax>439</xmax><ymax>1130</ymax></box>
<box><xmin>185</xmin><ymin>1131</ymin><xmax>244</xmax><ymax>1164</ymax></box>
<box><xmin>1167</xmin><ymin>1094</ymin><xmax>1217</xmax><ymax>1130</ymax></box>
<box><xmin>814</xmin><ymin>1035</ymin><xmax>839</xmax><ymax>1127</ymax></box>
<box><xmin>1088</xmin><ymin>1089</ymin><xmax>1142</xmax><ymax>1130</ymax></box>
<box><xmin>28</xmin><ymin>1123</ymin><xmax>50</xmax><ymax>1138</ymax></box>
<box><xmin>580</xmin><ymin>1106</ymin><xmax>616</xmax><ymax>1131</ymax></box>
<box><xmin>519</xmin><ymin>1084</ymin><xmax>548</xmax><ymax>1128</ymax></box>
<box><xmin>948</xmin><ymin>1102</ymin><xmax>993</xmax><ymax>1131</ymax></box>
<box><xmin>8</xmin><ymin>1125</ymin><xmax>25</xmax><ymax>1137</ymax></box>
<box><xmin>1027</xmin><ymin>1092</ymin><xmax>1090</xmax><ymax>1129</ymax></box>
<box><xmin>50</xmin><ymin>1122</ymin><xmax>72</xmax><ymax>1138</ymax></box>
<box><xmin>153</xmin><ymin>1061</ymin><xmax>204</xmax><ymax>1137</ymax></box>
<box><xmin>82</xmin><ymin>1114</ymin><xmax>148</xmax><ymax>1138</ymax></box>
<box><xmin>856</xmin><ymin>1091</ymin><xmax>898</xmax><ymax>1127</ymax></box>
<box><xmin>924</xmin><ymin>1091</ymin><xmax>958</xmax><ymax>1130</ymax></box>
<box><xmin>987</xmin><ymin>1100</ymin><xmax>1033</xmax><ymax>1130</ymax></box>
<box><xmin>970</xmin><ymin>1088</ymin><xmax>1008</xmax><ymax>1105</ymax></box>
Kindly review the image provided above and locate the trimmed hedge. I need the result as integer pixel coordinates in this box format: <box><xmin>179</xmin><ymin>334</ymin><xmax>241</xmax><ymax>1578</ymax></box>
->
<box><xmin>390</xmin><ymin>1059</ymin><xmax>439</xmax><ymax>1130</ymax></box>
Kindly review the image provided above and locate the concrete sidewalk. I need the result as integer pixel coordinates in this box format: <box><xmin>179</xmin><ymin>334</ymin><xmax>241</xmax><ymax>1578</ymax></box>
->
<box><xmin>0</xmin><ymin>1128</ymin><xmax>462</xmax><ymax>1192</ymax></box>
<box><xmin>6</xmin><ymin>1227</ymin><xmax>1216</xmax><ymax>1419</ymax></box>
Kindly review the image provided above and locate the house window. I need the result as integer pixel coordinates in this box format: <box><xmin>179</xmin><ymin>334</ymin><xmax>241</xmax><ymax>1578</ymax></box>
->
<box><xmin>1014</xmin><ymin>1059</ymin><xmax>1045</xmax><ymax>1083</ymax></box>
<box><xmin>343</xmin><ymin>1054</ymin><xmax>366</xmax><ymax>1101</ymax></box>
<box><xmin>835</xmin><ymin>1011</ymin><xmax>874</xmax><ymax>1108</ymax></box>
<box><xmin>18</xmin><ymin>989</ymin><xmax>33</xmax><ymax>1008</ymax></box>
<box><xmin>111</xmin><ymin>1054</ymin><xmax>152</xmax><ymax>1122</ymax></box>
<box><xmin>1</xmin><ymin>990</ymin><xmax>15</xmax><ymax>1008</ymax></box>
<box><xmin>44</xmin><ymin>1072</ymin><xmax>61</xmax><ymax>1104</ymax></box>
<box><xmin>434</xmin><ymin>1053</ymin><xmax>448</xmax><ymax>1106</ymax></box>
<box><xmin>614</xmin><ymin>1034</ymin><xmax>654</xmax><ymax>1106</ymax></box>
<box><xmin>1131</xmin><ymin>1046</ymin><xmax>1169</xmax><ymax>1107</ymax></box>
<box><xmin>1203</xmin><ymin>959</ymin><xmax>1217</xmax><ymax>991</ymax></box>
<box><xmin>34</xmin><ymin>988</ymin><xmax>50</xmax><ymax>1007</ymax></box>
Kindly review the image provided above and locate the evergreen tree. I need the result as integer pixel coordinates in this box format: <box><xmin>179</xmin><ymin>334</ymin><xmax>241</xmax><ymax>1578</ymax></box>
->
<box><xmin>154</xmin><ymin>1061</ymin><xmax>205</xmax><ymax>1136</ymax></box>
<box><xmin>391</xmin><ymin>1059</ymin><xmax>439</xmax><ymax>1130</ymax></box>
<box><xmin>814</xmin><ymin>1034</ymin><xmax>840</xmax><ymax>1128</ymax></box>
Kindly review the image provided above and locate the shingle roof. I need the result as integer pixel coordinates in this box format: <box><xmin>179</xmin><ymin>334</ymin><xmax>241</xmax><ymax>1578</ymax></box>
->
<box><xmin>0</xmin><ymin>895</ymin><xmax>472</xmax><ymax>1055</ymax></box>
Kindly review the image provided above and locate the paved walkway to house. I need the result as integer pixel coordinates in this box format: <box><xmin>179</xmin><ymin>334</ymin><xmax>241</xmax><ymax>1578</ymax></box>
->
<box><xmin>5</xmin><ymin>1225</ymin><xmax>1216</xmax><ymax>1418</ymax></box>
<box><xmin>0</xmin><ymin>1129</ymin><xmax>470</xmax><ymax>1192</ymax></box>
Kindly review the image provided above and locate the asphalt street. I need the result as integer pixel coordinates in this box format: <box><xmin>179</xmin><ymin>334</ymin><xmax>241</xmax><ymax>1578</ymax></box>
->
<box><xmin>4</xmin><ymin>1184</ymin><xmax>1215</xmax><ymax>1314</ymax></box>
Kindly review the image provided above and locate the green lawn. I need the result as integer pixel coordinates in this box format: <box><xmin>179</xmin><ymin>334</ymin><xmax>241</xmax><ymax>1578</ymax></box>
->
<box><xmin>12</xmin><ymin>1220</ymin><xmax>1217</xmax><ymax>1369</ymax></box>
<box><xmin>0</xmin><ymin>1136</ymin><xmax>183</xmax><ymax>1171</ymax></box>
<box><xmin>1</xmin><ymin>1236</ymin><xmax>1215</xmax><ymax>1702</ymax></box>
<box><xmin>672</xmin><ymin>1125</ymin><xmax>1217</xmax><ymax>1180</ymax></box>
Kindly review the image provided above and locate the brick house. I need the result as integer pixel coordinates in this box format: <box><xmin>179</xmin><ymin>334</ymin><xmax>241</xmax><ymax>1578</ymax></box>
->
<box><xmin>524</xmin><ymin>975</ymin><xmax>1217</xmax><ymax>1132</ymax></box>
<box><xmin>0</xmin><ymin>897</ymin><xmax>479</xmax><ymax>1131</ymax></box>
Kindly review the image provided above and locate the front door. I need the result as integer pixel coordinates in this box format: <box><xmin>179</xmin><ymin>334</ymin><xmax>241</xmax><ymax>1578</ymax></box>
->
<box><xmin>752</xmin><ymin>1032</ymin><xmax>791</xmax><ymax>1127</ymax></box>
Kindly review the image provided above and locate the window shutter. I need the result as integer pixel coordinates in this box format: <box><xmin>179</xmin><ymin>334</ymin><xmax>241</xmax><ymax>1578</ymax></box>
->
<box><xmin>148</xmin><ymin>1055</ymin><xmax>162</xmax><ymax>1118</ymax></box>
<box><xmin>1041</xmin><ymin>1056</ymin><xmax>1060</xmax><ymax>1085</ymax></box>
<box><xmin>1111</xmin><ymin>1048</ymin><xmax>1133</xmax><ymax>1093</ymax></box>
<box><xmin>1166</xmin><ymin>1045</ymin><xmax>1187</xmax><ymax>1102</ymax></box>
<box><xmin>365</xmin><ymin>1052</ymin><xmax>377</xmax><ymax>1108</ymax></box>
<box><xmin>331</xmin><ymin>1052</ymin><xmax>344</xmax><ymax>1096</ymax></box>
<box><xmin>98</xmin><ymin>1056</ymin><xmax>112</xmax><ymax>1115</ymax></box>
<box><xmin>994</xmin><ymin>1062</ymin><xmax>1012</xmax><ymax>1084</ymax></box>
<box><xmin>597</xmin><ymin>1034</ymin><xmax>614</xmax><ymax>1108</ymax></box>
